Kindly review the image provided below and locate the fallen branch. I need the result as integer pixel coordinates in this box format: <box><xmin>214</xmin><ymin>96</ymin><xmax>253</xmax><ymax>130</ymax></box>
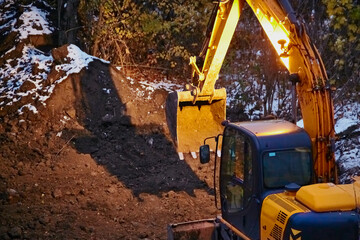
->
<box><xmin>56</xmin><ymin>135</ymin><xmax>75</xmax><ymax>156</ymax></box>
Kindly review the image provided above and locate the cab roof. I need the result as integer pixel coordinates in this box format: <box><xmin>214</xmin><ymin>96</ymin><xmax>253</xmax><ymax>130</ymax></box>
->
<box><xmin>232</xmin><ymin>119</ymin><xmax>302</xmax><ymax>137</ymax></box>
<box><xmin>228</xmin><ymin>119</ymin><xmax>311</xmax><ymax>152</ymax></box>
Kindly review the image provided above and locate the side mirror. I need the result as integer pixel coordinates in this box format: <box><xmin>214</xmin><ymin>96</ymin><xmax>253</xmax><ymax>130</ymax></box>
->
<box><xmin>199</xmin><ymin>145</ymin><xmax>210</xmax><ymax>164</ymax></box>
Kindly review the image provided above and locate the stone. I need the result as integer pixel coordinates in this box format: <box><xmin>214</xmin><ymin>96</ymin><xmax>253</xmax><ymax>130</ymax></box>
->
<box><xmin>106</xmin><ymin>186</ymin><xmax>116</xmax><ymax>194</ymax></box>
<box><xmin>52</xmin><ymin>189</ymin><xmax>62</xmax><ymax>199</ymax></box>
<box><xmin>65</xmin><ymin>108</ymin><xmax>76</xmax><ymax>119</ymax></box>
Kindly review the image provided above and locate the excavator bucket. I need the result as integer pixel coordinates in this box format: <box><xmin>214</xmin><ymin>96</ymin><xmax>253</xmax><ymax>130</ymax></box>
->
<box><xmin>166</xmin><ymin>88</ymin><xmax>226</xmax><ymax>153</ymax></box>
<box><xmin>167</xmin><ymin>218</ymin><xmax>219</xmax><ymax>240</ymax></box>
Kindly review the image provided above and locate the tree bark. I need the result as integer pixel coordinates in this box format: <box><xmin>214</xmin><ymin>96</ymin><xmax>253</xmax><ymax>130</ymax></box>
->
<box><xmin>58</xmin><ymin>0</ymin><xmax>80</xmax><ymax>45</ymax></box>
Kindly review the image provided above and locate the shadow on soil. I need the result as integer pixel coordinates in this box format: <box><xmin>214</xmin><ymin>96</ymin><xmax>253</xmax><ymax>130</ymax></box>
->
<box><xmin>69</xmin><ymin>60</ymin><xmax>210</xmax><ymax>197</ymax></box>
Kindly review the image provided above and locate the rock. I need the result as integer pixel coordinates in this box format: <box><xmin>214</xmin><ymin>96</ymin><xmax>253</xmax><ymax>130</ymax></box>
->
<box><xmin>138</xmin><ymin>232</ymin><xmax>149</xmax><ymax>239</ymax></box>
<box><xmin>18</xmin><ymin>80</ymin><xmax>36</xmax><ymax>93</ymax></box>
<box><xmin>52</xmin><ymin>189</ymin><xmax>62</xmax><ymax>199</ymax></box>
<box><xmin>65</xmin><ymin>108</ymin><xmax>76</xmax><ymax>119</ymax></box>
<box><xmin>101</xmin><ymin>113</ymin><xmax>114</xmax><ymax>123</ymax></box>
<box><xmin>28</xmin><ymin>34</ymin><xmax>53</xmax><ymax>47</ymax></box>
<box><xmin>164</xmin><ymin>190</ymin><xmax>176</xmax><ymax>198</ymax></box>
<box><xmin>106</xmin><ymin>186</ymin><xmax>116</xmax><ymax>194</ymax></box>
<box><xmin>7</xmin><ymin>188</ymin><xmax>17</xmax><ymax>196</ymax></box>
<box><xmin>131</xmin><ymin>222</ymin><xmax>140</xmax><ymax>227</ymax></box>
<box><xmin>17</xmin><ymin>170</ymin><xmax>25</xmax><ymax>176</ymax></box>
<box><xmin>8</xmin><ymin>226</ymin><xmax>22</xmax><ymax>239</ymax></box>
<box><xmin>50</xmin><ymin>206</ymin><xmax>62</xmax><ymax>215</ymax></box>
<box><xmin>79</xmin><ymin>189</ymin><xmax>86</xmax><ymax>195</ymax></box>
<box><xmin>16</xmin><ymin>161</ymin><xmax>24</xmax><ymax>168</ymax></box>
<box><xmin>38</xmin><ymin>215</ymin><xmax>50</xmax><ymax>225</ymax></box>
<box><xmin>51</xmin><ymin>44</ymin><xmax>70</xmax><ymax>64</ymax></box>
<box><xmin>79</xmin><ymin>224</ymin><xmax>94</xmax><ymax>233</ymax></box>
<box><xmin>47</xmin><ymin>66</ymin><xmax>65</xmax><ymax>84</ymax></box>
<box><xmin>33</xmin><ymin>147</ymin><xmax>43</xmax><ymax>156</ymax></box>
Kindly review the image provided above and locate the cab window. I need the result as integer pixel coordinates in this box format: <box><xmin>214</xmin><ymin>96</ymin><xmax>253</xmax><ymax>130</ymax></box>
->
<box><xmin>263</xmin><ymin>148</ymin><xmax>311</xmax><ymax>188</ymax></box>
<box><xmin>220</xmin><ymin>127</ymin><xmax>253</xmax><ymax>212</ymax></box>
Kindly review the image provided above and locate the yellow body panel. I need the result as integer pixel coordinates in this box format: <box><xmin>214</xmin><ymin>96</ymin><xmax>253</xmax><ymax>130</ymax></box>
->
<box><xmin>352</xmin><ymin>177</ymin><xmax>360</xmax><ymax>208</ymax></box>
<box><xmin>261</xmin><ymin>192</ymin><xmax>309</xmax><ymax>240</ymax></box>
<box><xmin>296</xmin><ymin>183</ymin><xmax>356</xmax><ymax>212</ymax></box>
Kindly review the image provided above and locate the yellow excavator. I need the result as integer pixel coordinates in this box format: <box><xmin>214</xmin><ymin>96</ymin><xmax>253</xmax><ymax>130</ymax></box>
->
<box><xmin>166</xmin><ymin>0</ymin><xmax>360</xmax><ymax>239</ymax></box>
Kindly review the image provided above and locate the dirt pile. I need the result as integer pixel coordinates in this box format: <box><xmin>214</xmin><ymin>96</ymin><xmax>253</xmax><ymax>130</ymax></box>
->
<box><xmin>0</xmin><ymin>1</ymin><xmax>218</xmax><ymax>239</ymax></box>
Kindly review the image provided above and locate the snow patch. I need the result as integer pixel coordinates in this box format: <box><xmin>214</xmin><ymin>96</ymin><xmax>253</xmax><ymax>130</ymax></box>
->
<box><xmin>17</xmin><ymin>5</ymin><xmax>54</xmax><ymax>39</ymax></box>
<box><xmin>335</xmin><ymin>102</ymin><xmax>360</xmax><ymax>134</ymax></box>
<box><xmin>18</xmin><ymin>103</ymin><xmax>38</xmax><ymax>114</ymax></box>
<box><xmin>139</xmin><ymin>79</ymin><xmax>182</xmax><ymax>93</ymax></box>
<box><xmin>296</xmin><ymin>119</ymin><xmax>304</xmax><ymax>128</ymax></box>
<box><xmin>0</xmin><ymin>44</ymin><xmax>100</xmax><ymax>115</ymax></box>
<box><xmin>55</xmin><ymin>45</ymin><xmax>94</xmax><ymax>77</ymax></box>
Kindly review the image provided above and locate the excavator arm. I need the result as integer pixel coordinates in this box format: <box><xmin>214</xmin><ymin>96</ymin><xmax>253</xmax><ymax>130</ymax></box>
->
<box><xmin>245</xmin><ymin>0</ymin><xmax>336</xmax><ymax>182</ymax></box>
<box><xmin>189</xmin><ymin>0</ymin><xmax>243</xmax><ymax>99</ymax></box>
<box><xmin>165</xmin><ymin>0</ymin><xmax>244</xmax><ymax>155</ymax></box>
<box><xmin>167</xmin><ymin>0</ymin><xmax>336</xmax><ymax>182</ymax></box>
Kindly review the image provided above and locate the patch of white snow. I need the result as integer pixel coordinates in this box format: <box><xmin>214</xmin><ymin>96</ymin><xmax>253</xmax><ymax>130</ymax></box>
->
<box><xmin>16</xmin><ymin>5</ymin><xmax>54</xmax><ymax>39</ymax></box>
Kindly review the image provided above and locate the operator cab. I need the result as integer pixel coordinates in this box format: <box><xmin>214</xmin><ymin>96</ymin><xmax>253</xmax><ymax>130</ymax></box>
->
<box><xmin>201</xmin><ymin>119</ymin><xmax>313</xmax><ymax>239</ymax></box>
<box><xmin>235</xmin><ymin>120</ymin><xmax>313</xmax><ymax>191</ymax></box>
<box><xmin>219</xmin><ymin>119</ymin><xmax>312</xmax><ymax>197</ymax></box>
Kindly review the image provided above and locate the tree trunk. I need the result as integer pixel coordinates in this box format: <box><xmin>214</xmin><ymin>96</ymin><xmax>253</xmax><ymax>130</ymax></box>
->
<box><xmin>58</xmin><ymin>0</ymin><xmax>80</xmax><ymax>45</ymax></box>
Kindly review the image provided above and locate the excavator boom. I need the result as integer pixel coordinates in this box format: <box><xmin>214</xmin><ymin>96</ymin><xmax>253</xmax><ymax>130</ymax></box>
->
<box><xmin>166</xmin><ymin>0</ymin><xmax>243</xmax><ymax>154</ymax></box>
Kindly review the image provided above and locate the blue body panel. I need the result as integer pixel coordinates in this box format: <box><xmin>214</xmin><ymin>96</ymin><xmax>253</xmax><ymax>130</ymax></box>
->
<box><xmin>284</xmin><ymin>211</ymin><xmax>359</xmax><ymax>240</ymax></box>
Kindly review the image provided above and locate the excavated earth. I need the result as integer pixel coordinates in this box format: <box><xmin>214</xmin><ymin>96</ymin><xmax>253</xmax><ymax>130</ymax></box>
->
<box><xmin>0</xmin><ymin>35</ymin><xmax>218</xmax><ymax>240</ymax></box>
<box><xmin>0</xmin><ymin>58</ymin><xmax>219</xmax><ymax>239</ymax></box>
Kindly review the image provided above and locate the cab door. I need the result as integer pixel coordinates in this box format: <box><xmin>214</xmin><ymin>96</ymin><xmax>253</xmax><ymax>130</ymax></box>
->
<box><xmin>220</xmin><ymin>127</ymin><xmax>258</xmax><ymax>238</ymax></box>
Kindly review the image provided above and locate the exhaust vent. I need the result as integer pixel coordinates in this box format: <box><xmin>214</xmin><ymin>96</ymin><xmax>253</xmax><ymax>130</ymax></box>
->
<box><xmin>276</xmin><ymin>210</ymin><xmax>288</xmax><ymax>224</ymax></box>
<box><xmin>270</xmin><ymin>224</ymin><xmax>282</xmax><ymax>240</ymax></box>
